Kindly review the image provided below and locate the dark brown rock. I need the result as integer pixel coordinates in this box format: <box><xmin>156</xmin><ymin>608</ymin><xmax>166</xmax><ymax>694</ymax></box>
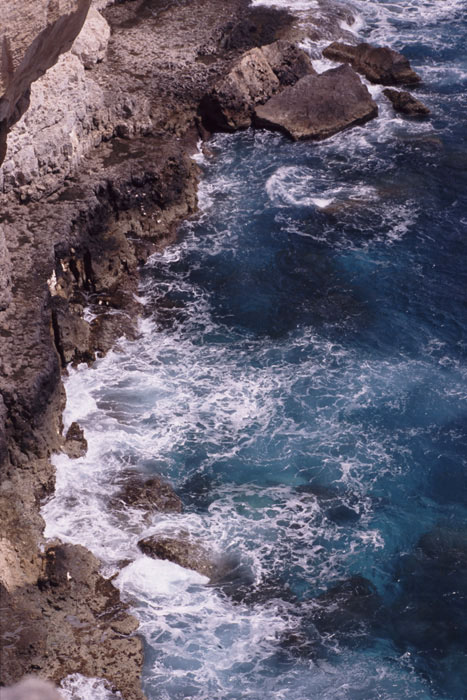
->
<box><xmin>115</xmin><ymin>474</ymin><xmax>182</xmax><ymax>513</ymax></box>
<box><xmin>323</xmin><ymin>41</ymin><xmax>421</xmax><ymax>85</ymax></box>
<box><xmin>261</xmin><ymin>40</ymin><xmax>316</xmax><ymax>86</ymax></box>
<box><xmin>138</xmin><ymin>534</ymin><xmax>215</xmax><ymax>578</ymax></box>
<box><xmin>255</xmin><ymin>64</ymin><xmax>378</xmax><ymax>141</ymax></box>
<box><xmin>63</xmin><ymin>421</ymin><xmax>87</xmax><ymax>459</ymax></box>
<box><xmin>383</xmin><ymin>88</ymin><xmax>430</xmax><ymax>116</ymax></box>
<box><xmin>0</xmin><ymin>543</ymin><xmax>144</xmax><ymax>700</ymax></box>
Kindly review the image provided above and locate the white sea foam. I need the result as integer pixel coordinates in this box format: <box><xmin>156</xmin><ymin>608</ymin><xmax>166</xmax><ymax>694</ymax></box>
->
<box><xmin>60</xmin><ymin>675</ymin><xmax>123</xmax><ymax>700</ymax></box>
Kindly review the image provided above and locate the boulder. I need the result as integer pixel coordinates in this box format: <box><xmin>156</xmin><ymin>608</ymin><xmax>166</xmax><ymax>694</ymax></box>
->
<box><xmin>63</xmin><ymin>421</ymin><xmax>88</xmax><ymax>459</ymax></box>
<box><xmin>261</xmin><ymin>40</ymin><xmax>316</xmax><ymax>86</ymax></box>
<box><xmin>138</xmin><ymin>534</ymin><xmax>215</xmax><ymax>578</ymax></box>
<box><xmin>71</xmin><ymin>7</ymin><xmax>111</xmax><ymax>69</ymax></box>
<box><xmin>383</xmin><ymin>88</ymin><xmax>430</xmax><ymax>116</ymax></box>
<box><xmin>199</xmin><ymin>47</ymin><xmax>280</xmax><ymax>131</ymax></box>
<box><xmin>323</xmin><ymin>42</ymin><xmax>421</xmax><ymax>85</ymax></box>
<box><xmin>254</xmin><ymin>64</ymin><xmax>378</xmax><ymax>141</ymax></box>
<box><xmin>115</xmin><ymin>474</ymin><xmax>182</xmax><ymax>513</ymax></box>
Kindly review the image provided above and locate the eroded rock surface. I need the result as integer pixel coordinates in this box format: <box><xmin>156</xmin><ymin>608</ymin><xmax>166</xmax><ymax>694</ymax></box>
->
<box><xmin>323</xmin><ymin>41</ymin><xmax>421</xmax><ymax>85</ymax></box>
<box><xmin>199</xmin><ymin>40</ymin><xmax>314</xmax><ymax>131</ymax></box>
<box><xmin>0</xmin><ymin>543</ymin><xmax>144</xmax><ymax>700</ymax></box>
<box><xmin>138</xmin><ymin>534</ymin><xmax>215</xmax><ymax>578</ymax></box>
<box><xmin>114</xmin><ymin>474</ymin><xmax>183</xmax><ymax>513</ymax></box>
<box><xmin>255</xmin><ymin>64</ymin><xmax>378</xmax><ymax>141</ymax></box>
<box><xmin>383</xmin><ymin>88</ymin><xmax>430</xmax><ymax>116</ymax></box>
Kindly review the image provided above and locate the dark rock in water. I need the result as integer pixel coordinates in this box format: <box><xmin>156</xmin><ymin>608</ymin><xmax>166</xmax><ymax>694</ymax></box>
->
<box><xmin>254</xmin><ymin>64</ymin><xmax>378</xmax><ymax>141</ymax></box>
<box><xmin>208</xmin><ymin>553</ymin><xmax>256</xmax><ymax>602</ymax></box>
<box><xmin>281</xmin><ymin>575</ymin><xmax>385</xmax><ymax>660</ymax></box>
<box><xmin>392</xmin><ymin>525</ymin><xmax>467</xmax><ymax>653</ymax></box>
<box><xmin>261</xmin><ymin>40</ymin><xmax>316</xmax><ymax>86</ymax></box>
<box><xmin>310</xmin><ymin>575</ymin><xmax>384</xmax><ymax>640</ymax></box>
<box><xmin>383</xmin><ymin>88</ymin><xmax>430</xmax><ymax>116</ymax></box>
<box><xmin>389</xmin><ymin>525</ymin><xmax>467</xmax><ymax>698</ymax></box>
<box><xmin>62</xmin><ymin>421</ymin><xmax>87</xmax><ymax>459</ymax></box>
<box><xmin>177</xmin><ymin>471</ymin><xmax>217</xmax><ymax>510</ymax></box>
<box><xmin>114</xmin><ymin>474</ymin><xmax>182</xmax><ymax>513</ymax></box>
<box><xmin>326</xmin><ymin>503</ymin><xmax>360</xmax><ymax>525</ymax></box>
<box><xmin>323</xmin><ymin>41</ymin><xmax>421</xmax><ymax>85</ymax></box>
<box><xmin>138</xmin><ymin>534</ymin><xmax>215</xmax><ymax>578</ymax></box>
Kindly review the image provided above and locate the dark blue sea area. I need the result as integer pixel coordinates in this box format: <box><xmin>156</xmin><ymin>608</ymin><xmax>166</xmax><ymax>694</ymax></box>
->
<box><xmin>47</xmin><ymin>1</ymin><xmax>467</xmax><ymax>699</ymax></box>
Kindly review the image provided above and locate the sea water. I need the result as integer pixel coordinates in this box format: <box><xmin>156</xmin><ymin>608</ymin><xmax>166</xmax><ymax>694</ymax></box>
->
<box><xmin>46</xmin><ymin>0</ymin><xmax>467</xmax><ymax>698</ymax></box>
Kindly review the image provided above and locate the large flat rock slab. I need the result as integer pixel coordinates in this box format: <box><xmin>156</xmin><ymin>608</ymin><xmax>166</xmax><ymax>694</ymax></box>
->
<box><xmin>255</xmin><ymin>64</ymin><xmax>378</xmax><ymax>141</ymax></box>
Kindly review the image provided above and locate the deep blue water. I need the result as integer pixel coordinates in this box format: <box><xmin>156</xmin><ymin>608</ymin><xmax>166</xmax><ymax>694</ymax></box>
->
<box><xmin>47</xmin><ymin>1</ymin><xmax>467</xmax><ymax>699</ymax></box>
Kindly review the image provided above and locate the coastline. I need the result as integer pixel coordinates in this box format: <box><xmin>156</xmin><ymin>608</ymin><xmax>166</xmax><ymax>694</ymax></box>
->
<box><xmin>0</xmin><ymin>0</ymin><xmax>322</xmax><ymax>695</ymax></box>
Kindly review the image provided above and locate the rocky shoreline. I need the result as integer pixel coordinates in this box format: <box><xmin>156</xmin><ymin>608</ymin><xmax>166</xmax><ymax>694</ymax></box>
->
<box><xmin>0</xmin><ymin>1</ymin><xmax>428</xmax><ymax>697</ymax></box>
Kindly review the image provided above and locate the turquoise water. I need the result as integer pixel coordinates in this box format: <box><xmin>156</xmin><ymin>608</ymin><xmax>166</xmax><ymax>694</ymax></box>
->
<box><xmin>47</xmin><ymin>1</ymin><xmax>467</xmax><ymax>698</ymax></box>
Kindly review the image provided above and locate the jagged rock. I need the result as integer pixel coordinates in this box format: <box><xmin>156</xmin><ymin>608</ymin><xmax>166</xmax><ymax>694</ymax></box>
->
<box><xmin>199</xmin><ymin>41</ymin><xmax>314</xmax><ymax>132</ymax></box>
<box><xmin>115</xmin><ymin>474</ymin><xmax>182</xmax><ymax>513</ymax></box>
<box><xmin>0</xmin><ymin>678</ymin><xmax>64</xmax><ymax>700</ymax></box>
<box><xmin>63</xmin><ymin>422</ymin><xmax>88</xmax><ymax>459</ymax></box>
<box><xmin>260</xmin><ymin>40</ymin><xmax>316</xmax><ymax>86</ymax></box>
<box><xmin>383</xmin><ymin>88</ymin><xmax>430</xmax><ymax>116</ymax></box>
<box><xmin>138</xmin><ymin>534</ymin><xmax>215</xmax><ymax>578</ymax></box>
<box><xmin>0</xmin><ymin>0</ymin><xmax>92</xmax><ymax>164</ymax></box>
<box><xmin>255</xmin><ymin>64</ymin><xmax>378</xmax><ymax>141</ymax></box>
<box><xmin>71</xmin><ymin>7</ymin><xmax>111</xmax><ymax>69</ymax></box>
<box><xmin>323</xmin><ymin>42</ymin><xmax>421</xmax><ymax>85</ymax></box>
<box><xmin>52</xmin><ymin>297</ymin><xmax>93</xmax><ymax>367</ymax></box>
<box><xmin>200</xmin><ymin>48</ymin><xmax>280</xmax><ymax>131</ymax></box>
<box><xmin>0</xmin><ymin>543</ymin><xmax>144</xmax><ymax>700</ymax></box>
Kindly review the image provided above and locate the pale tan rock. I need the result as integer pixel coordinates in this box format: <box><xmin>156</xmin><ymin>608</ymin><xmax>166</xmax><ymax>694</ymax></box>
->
<box><xmin>200</xmin><ymin>47</ymin><xmax>280</xmax><ymax>131</ymax></box>
<box><xmin>72</xmin><ymin>7</ymin><xmax>111</xmax><ymax>69</ymax></box>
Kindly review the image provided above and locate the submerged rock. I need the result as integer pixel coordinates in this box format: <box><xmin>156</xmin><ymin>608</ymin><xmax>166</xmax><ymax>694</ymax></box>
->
<box><xmin>281</xmin><ymin>575</ymin><xmax>385</xmax><ymax>660</ymax></box>
<box><xmin>323</xmin><ymin>42</ymin><xmax>421</xmax><ymax>85</ymax></box>
<box><xmin>255</xmin><ymin>64</ymin><xmax>378</xmax><ymax>141</ymax></box>
<box><xmin>383</xmin><ymin>88</ymin><xmax>430</xmax><ymax>116</ymax></box>
<box><xmin>114</xmin><ymin>474</ymin><xmax>182</xmax><ymax>513</ymax></box>
<box><xmin>138</xmin><ymin>534</ymin><xmax>215</xmax><ymax>578</ymax></box>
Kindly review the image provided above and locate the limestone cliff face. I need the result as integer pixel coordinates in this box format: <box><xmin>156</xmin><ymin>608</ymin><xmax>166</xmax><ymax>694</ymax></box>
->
<box><xmin>0</xmin><ymin>1</ymin><xmax>95</xmax><ymax>164</ymax></box>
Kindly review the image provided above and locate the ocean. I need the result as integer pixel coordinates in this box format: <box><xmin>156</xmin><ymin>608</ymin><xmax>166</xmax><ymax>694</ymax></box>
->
<box><xmin>43</xmin><ymin>0</ymin><xmax>467</xmax><ymax>698</ymax></box>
